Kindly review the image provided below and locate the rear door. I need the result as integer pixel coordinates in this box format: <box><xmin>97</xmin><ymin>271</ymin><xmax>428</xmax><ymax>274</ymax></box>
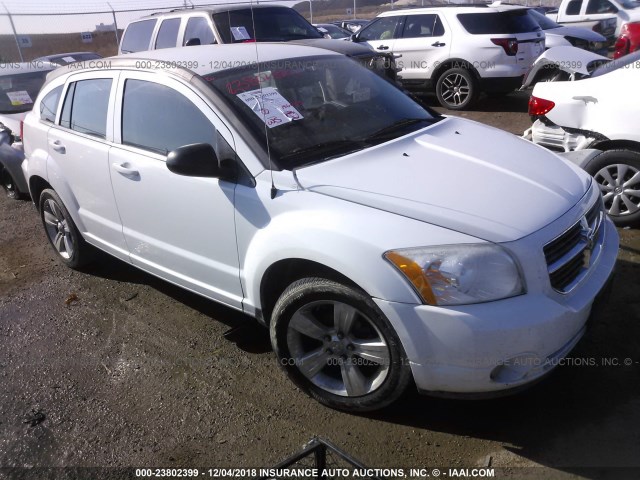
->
<box><xmin>392</xmin><ymin>13</ymin><xmax>451</xmax><ymax>81</ymax></box>
<box><xmin>356</xmin><ymin>16</ymin><xmax>402</xmax><ymax>54</ymax></box>
<box><xmin>46</xmin><ymin>71</ymin><xmax>128</xmax><ymax>259</ymax></box>
<box><xmin>109</xmin><ymin>71</ymin><xmax>244</xmax><ymax>308</ymax></box>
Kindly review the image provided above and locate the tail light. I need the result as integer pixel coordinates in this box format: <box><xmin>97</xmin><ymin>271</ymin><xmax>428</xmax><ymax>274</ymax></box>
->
<box><xmin>491</xmin><ymin>38</ymin><xmax>518</xmax><ymax>56</ymax></box>
<box><xmin>528</xmin><ymin>96</ymin><xmax>555</xmax><ymax>116</ymax></box>
<box><xmin>19</xmin><ymin>120</ymin><xmax>24</xmax><ymax>143</ymax></box>
<box><xmin>614</xmin><ymin>36</ymin><xmax>630</xmax><ymax>59</ymax></box>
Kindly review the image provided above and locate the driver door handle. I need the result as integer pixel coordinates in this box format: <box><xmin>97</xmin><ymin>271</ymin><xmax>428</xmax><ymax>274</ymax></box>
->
<box><xmin>377</xmin><ymin>45</ymin><xmax>389</xmax><ymax>50</ymax></box>
<box><xmin>432</xmin><ymin>41</ymin><xmax>446</xmax><ymax>47</ymax></box>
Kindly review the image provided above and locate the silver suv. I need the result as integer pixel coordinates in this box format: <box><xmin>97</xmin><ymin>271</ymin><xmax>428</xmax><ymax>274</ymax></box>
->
<box><xmin>353</xmin><ymin>6</ymin><xmax>545</xmax><ymax>109</ymax></box>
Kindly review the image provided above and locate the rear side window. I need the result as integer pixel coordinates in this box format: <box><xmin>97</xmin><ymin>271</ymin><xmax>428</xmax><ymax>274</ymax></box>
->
<box><xmin>457</xmin><ymin>10</ymin><xmax>541</xmax><ymax>34</ymax></box>
<box><xmin>358</xmin><ymin>17</ymin><xmax>401</xmax><ymax>41</ymax></box>
<box><xmin>40</xmin><ymin>85</ymin><xmax>63</xmax><ymax>123</ymax></box>
<box><xmin>155</xmin><ymin>18</ymin><xmax>181</xmax><ymax>49</ymax></box>
<box><xmin>401</xmin><ymin>14</ymin><xmax>445</xmax><ymax>38</ymax></box>
<box><xmin>60</xmin><ymin>79</ymin><xmax>112</xmax><ymax>138</ymax></box>
<box><xmin>566</xmin><ymin>0</ymin><xmax>583</xmax><ymax>15</ymax></box>
<box><xmin>184</xmin><ymin>17</ymin><xmax>216</xmax><ymax>45</ymax></box>
<box><xmin>121</xmin><ymin>79</ymin><xmax>216</xmax><ymax>154</ymax></box>
<box><xmin>121</xmin><ymin>19</ymin><xmax>157</xmax><ymax>53</ymax></box>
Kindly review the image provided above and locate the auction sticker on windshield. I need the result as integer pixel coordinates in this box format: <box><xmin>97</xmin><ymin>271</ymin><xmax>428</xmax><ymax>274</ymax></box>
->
<box><xmin>237</xmin><ymin>87</ymin><xmax>303</xmax><ymax>128</ymax></box>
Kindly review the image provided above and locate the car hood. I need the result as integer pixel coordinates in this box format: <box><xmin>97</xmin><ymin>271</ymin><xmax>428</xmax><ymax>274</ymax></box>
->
<box><xmin>288</xmin><ymin>38</ymin><xmax>375</xmax><ymax>57</ymax></box>
<box><xmin>546</xmin><ymin>25</ymin><xmax>606</xmax><ymax>42</ymax></box>
<box><xmin>521</xmin><ymin>46</ymin><xmax>609</xmax><ymax>88</ymax></box>
<box><xmin>294</xmin><ymin>117</ymin><xmax>590</xmax><ymax>243</ymax></box>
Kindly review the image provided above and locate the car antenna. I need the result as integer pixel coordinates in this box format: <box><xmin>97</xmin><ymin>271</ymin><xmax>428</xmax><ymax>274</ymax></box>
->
<box><xmin>249</xmin><ymin>0</ymin><xmax>278</xmax><ymax>200</ymax></box>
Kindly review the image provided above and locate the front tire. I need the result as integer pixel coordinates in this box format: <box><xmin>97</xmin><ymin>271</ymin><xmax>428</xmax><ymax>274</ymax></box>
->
<box><xmin>435</xmin><ymin>68</ymin><xmax>478</xmax><ymax>110</ymax></box>
<box><xmin>585</xmin><ymin>149</ymin><xmax>640</xmax><ymax>227</ymax></box>
<box><xmin>39</xmin><ymin>189</ymin><xmax>93</xmax><ymax>269</ymax></box>
<box><xmin>270</xmin><ymin>277</ymin><xmax>411</xmax><ymax>411</ymax></box>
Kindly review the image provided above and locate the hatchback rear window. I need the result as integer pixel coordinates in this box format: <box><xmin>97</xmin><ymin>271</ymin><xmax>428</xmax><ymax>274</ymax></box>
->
<box><xmin>457</xmin><ymin>10</ymin><xmax>541</xmax><ymax>34</ymax></box>
<box><xmin>121</xmin><ymin>19</ymin><xmax>157</xmax><ymax>53</ymax></box>
<box><xmin>0</xmin><ymin>71</ymin><xmax>50</xmax><ymax>114</ymax></box>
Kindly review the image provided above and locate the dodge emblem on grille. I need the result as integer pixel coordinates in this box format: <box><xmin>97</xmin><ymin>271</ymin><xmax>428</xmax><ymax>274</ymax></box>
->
<box><xmin>580</xmin><ymin>213</ymin><xmax>599</xmax><ymax>253</ymax></box>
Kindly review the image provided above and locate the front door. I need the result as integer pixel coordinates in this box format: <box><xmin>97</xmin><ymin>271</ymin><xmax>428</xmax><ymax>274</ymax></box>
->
<box><xmin>109</xmin><ymin>72</ymin><xmax>244</xmax><ymax>308</ymax></box>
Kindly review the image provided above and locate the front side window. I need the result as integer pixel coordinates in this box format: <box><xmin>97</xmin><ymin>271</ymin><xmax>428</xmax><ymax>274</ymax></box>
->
<box><xmin>204</xmin><ymin>56</ymin><xmax>438</xmax><ymax>170</ymax></box>
<box><xmin>60</xmin><ymin>79</ymin><xmax>112</xmax><ymax>138</ymax></box>
<box><xmin>586</xmin><ymin>0</ymin><xmax>618</xmax><ymax>13</ymax></box>
<box><xmin>358</xmin><ymin>17</ymin><xmax>401</xmax><ymax>41</ymax></box>
<box><xmin>401</xmin><ymin>14</ymin><xmax>445</xmax><ymax>38</ymax></box>
<box><xmin>155</xmin><ymin>18</ymin><xmax>181</xmax><ymax>49</ymax></box>
<box><xmin>40</xmin><ymin>85</ymin><xmax>63</xmax><ymax>123</ymax></box>
<box><xmin>121</xmin><ymin>19</ymin><xmax>157</xmax><ymax>53</ymax></box>
<box><xmin>184</xmin><ymin>17</ymin><xmax>216</xmax><ymax>45</ymax></box>
<box><xmin>121</xmin><ymin>79</ymin><xmax>216</xmax><ymax>154</ymax></box>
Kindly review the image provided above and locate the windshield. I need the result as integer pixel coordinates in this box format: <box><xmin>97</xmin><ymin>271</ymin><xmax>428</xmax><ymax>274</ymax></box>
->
<box><xmin>0</xmin><ymin>70</ymin><xmax>51</xmax><ymax>115</ymax></box>
<box><xmin>203</xmin><ymin>56</ymin><xmax>438</xmax><ymax>169</ymax></box>
<box><xmin>213</xmin><ymin>7</ymin><xmax>323</xmax><ymax>43</ymax></box>
<box><xmin>528</xmin><ymin>9</ymin><xmax>560</xmax><ymax>30</ymax></box>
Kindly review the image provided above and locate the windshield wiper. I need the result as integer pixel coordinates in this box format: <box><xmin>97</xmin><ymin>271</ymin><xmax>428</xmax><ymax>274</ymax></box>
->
<box><xmin>279</xmin><ymin>139</ymin><xmax>369</xmax><ymax>168</ymax></box>
<box><xmin>361</xmin><ymin>118</ymin><xmax>434</xmax><ymax>143</ymax></box>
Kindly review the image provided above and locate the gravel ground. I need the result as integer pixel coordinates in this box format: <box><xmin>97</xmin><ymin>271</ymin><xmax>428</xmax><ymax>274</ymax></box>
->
<box><xmin>1</xmin><ymin>90</ymin><xmax>639</xmax><ymax>480</ymax></box>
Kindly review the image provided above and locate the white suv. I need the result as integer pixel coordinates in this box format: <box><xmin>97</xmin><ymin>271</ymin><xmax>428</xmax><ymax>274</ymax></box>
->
<box><xmin>22</xmin><ymin>44</ymin><xmax>617</xmax><ymax>411</ymax></box>
<box><xmin>354</xmin><ymin>6</ymin><xmax>545</xmax><ymax>109</ymax></box>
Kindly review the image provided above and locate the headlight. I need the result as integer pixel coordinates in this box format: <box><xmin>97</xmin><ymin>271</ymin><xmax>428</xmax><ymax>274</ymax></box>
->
<box><xmin>384</xmin><ymin>244</ymin><xmax>525</xmax><ymax>306</ymax></box>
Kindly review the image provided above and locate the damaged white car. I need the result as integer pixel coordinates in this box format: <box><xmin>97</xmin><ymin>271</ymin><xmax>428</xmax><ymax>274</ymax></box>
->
<box><xmin>524</xmin><ymin>47</ymin><xmax>640</xmax><ymax>226</ymax></box>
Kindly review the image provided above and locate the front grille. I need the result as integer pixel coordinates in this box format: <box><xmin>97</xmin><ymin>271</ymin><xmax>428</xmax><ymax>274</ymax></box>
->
<box><xmin>544</xmin><ymin>200</ymin><xmax>603</xmax><ymax>293</ymax></box>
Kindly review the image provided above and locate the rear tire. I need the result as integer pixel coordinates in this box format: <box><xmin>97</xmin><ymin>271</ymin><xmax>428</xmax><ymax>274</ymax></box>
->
<box><xmin>270</xmin><ymin>277</ymin><xmax>411</xmax><ymax>412</ymax></box>
<box><xmin>585</xmin><ymin>149</ymin><xmax>640</xmax><ymax>227</ymax></box>
<box><xmin>39</xmin><ymin>189</ymin><xmax>94</xmax><ymax>269</ymax></box>
<box><xmin>435</xmin><ymin>68</ymin><xmax>478</xmax><ymax>110</ymax></box>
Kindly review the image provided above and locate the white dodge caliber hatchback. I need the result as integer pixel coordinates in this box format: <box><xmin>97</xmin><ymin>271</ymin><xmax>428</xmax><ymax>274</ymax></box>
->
<box><xmin>22</xmin><ymin>44</ymin><xmax>618</xmax><ymax>411</ymax></box>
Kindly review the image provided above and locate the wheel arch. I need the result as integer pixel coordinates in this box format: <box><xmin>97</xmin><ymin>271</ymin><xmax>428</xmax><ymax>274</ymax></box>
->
<box><xmin>589</xmin><ymin>139</ymin><xmax>640</xmax><ymax>154</ymax></box>
<box><xmin>432</xmin><ymin>58</ymin><xmax>481</xmax><ymax>84</ymax></box>
<box><xmin>258</xmin><ymin>258</ymin><xmax>364</xmax><ymax>326</ymax></box>
<box><xmin>28</xmin><ymin>175</ymin><xmax>53</xmax><ymax>209</ymax></box>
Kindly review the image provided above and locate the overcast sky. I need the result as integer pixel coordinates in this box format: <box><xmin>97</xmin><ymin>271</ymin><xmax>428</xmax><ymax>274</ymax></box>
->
<box><xmin>1</xmin><ymin>0</ymin><xmax>306</xmax><ymax>33</ymax></box>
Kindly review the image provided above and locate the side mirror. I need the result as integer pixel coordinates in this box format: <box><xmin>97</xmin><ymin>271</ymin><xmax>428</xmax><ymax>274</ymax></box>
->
<box><xmin>185</xmin><ymin>37</ymin><xmax>201</xmax><ymax>46</ymax></box>
<box><xmin>167</xmin><ymin>143</ymin><xmax>220</xmax><ymax>177</ymax></box>
<box><xmin>350</xmin><ymin>33</ymin><xmax>359</xmax><ymax>42</ymax></box>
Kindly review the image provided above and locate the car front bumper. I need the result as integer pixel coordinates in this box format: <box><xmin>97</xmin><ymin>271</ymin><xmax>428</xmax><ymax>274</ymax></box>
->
<box><xmin>373</xmin><ymin>215</ymin><xmax>619</xmax><ymax>396</ymax></box>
